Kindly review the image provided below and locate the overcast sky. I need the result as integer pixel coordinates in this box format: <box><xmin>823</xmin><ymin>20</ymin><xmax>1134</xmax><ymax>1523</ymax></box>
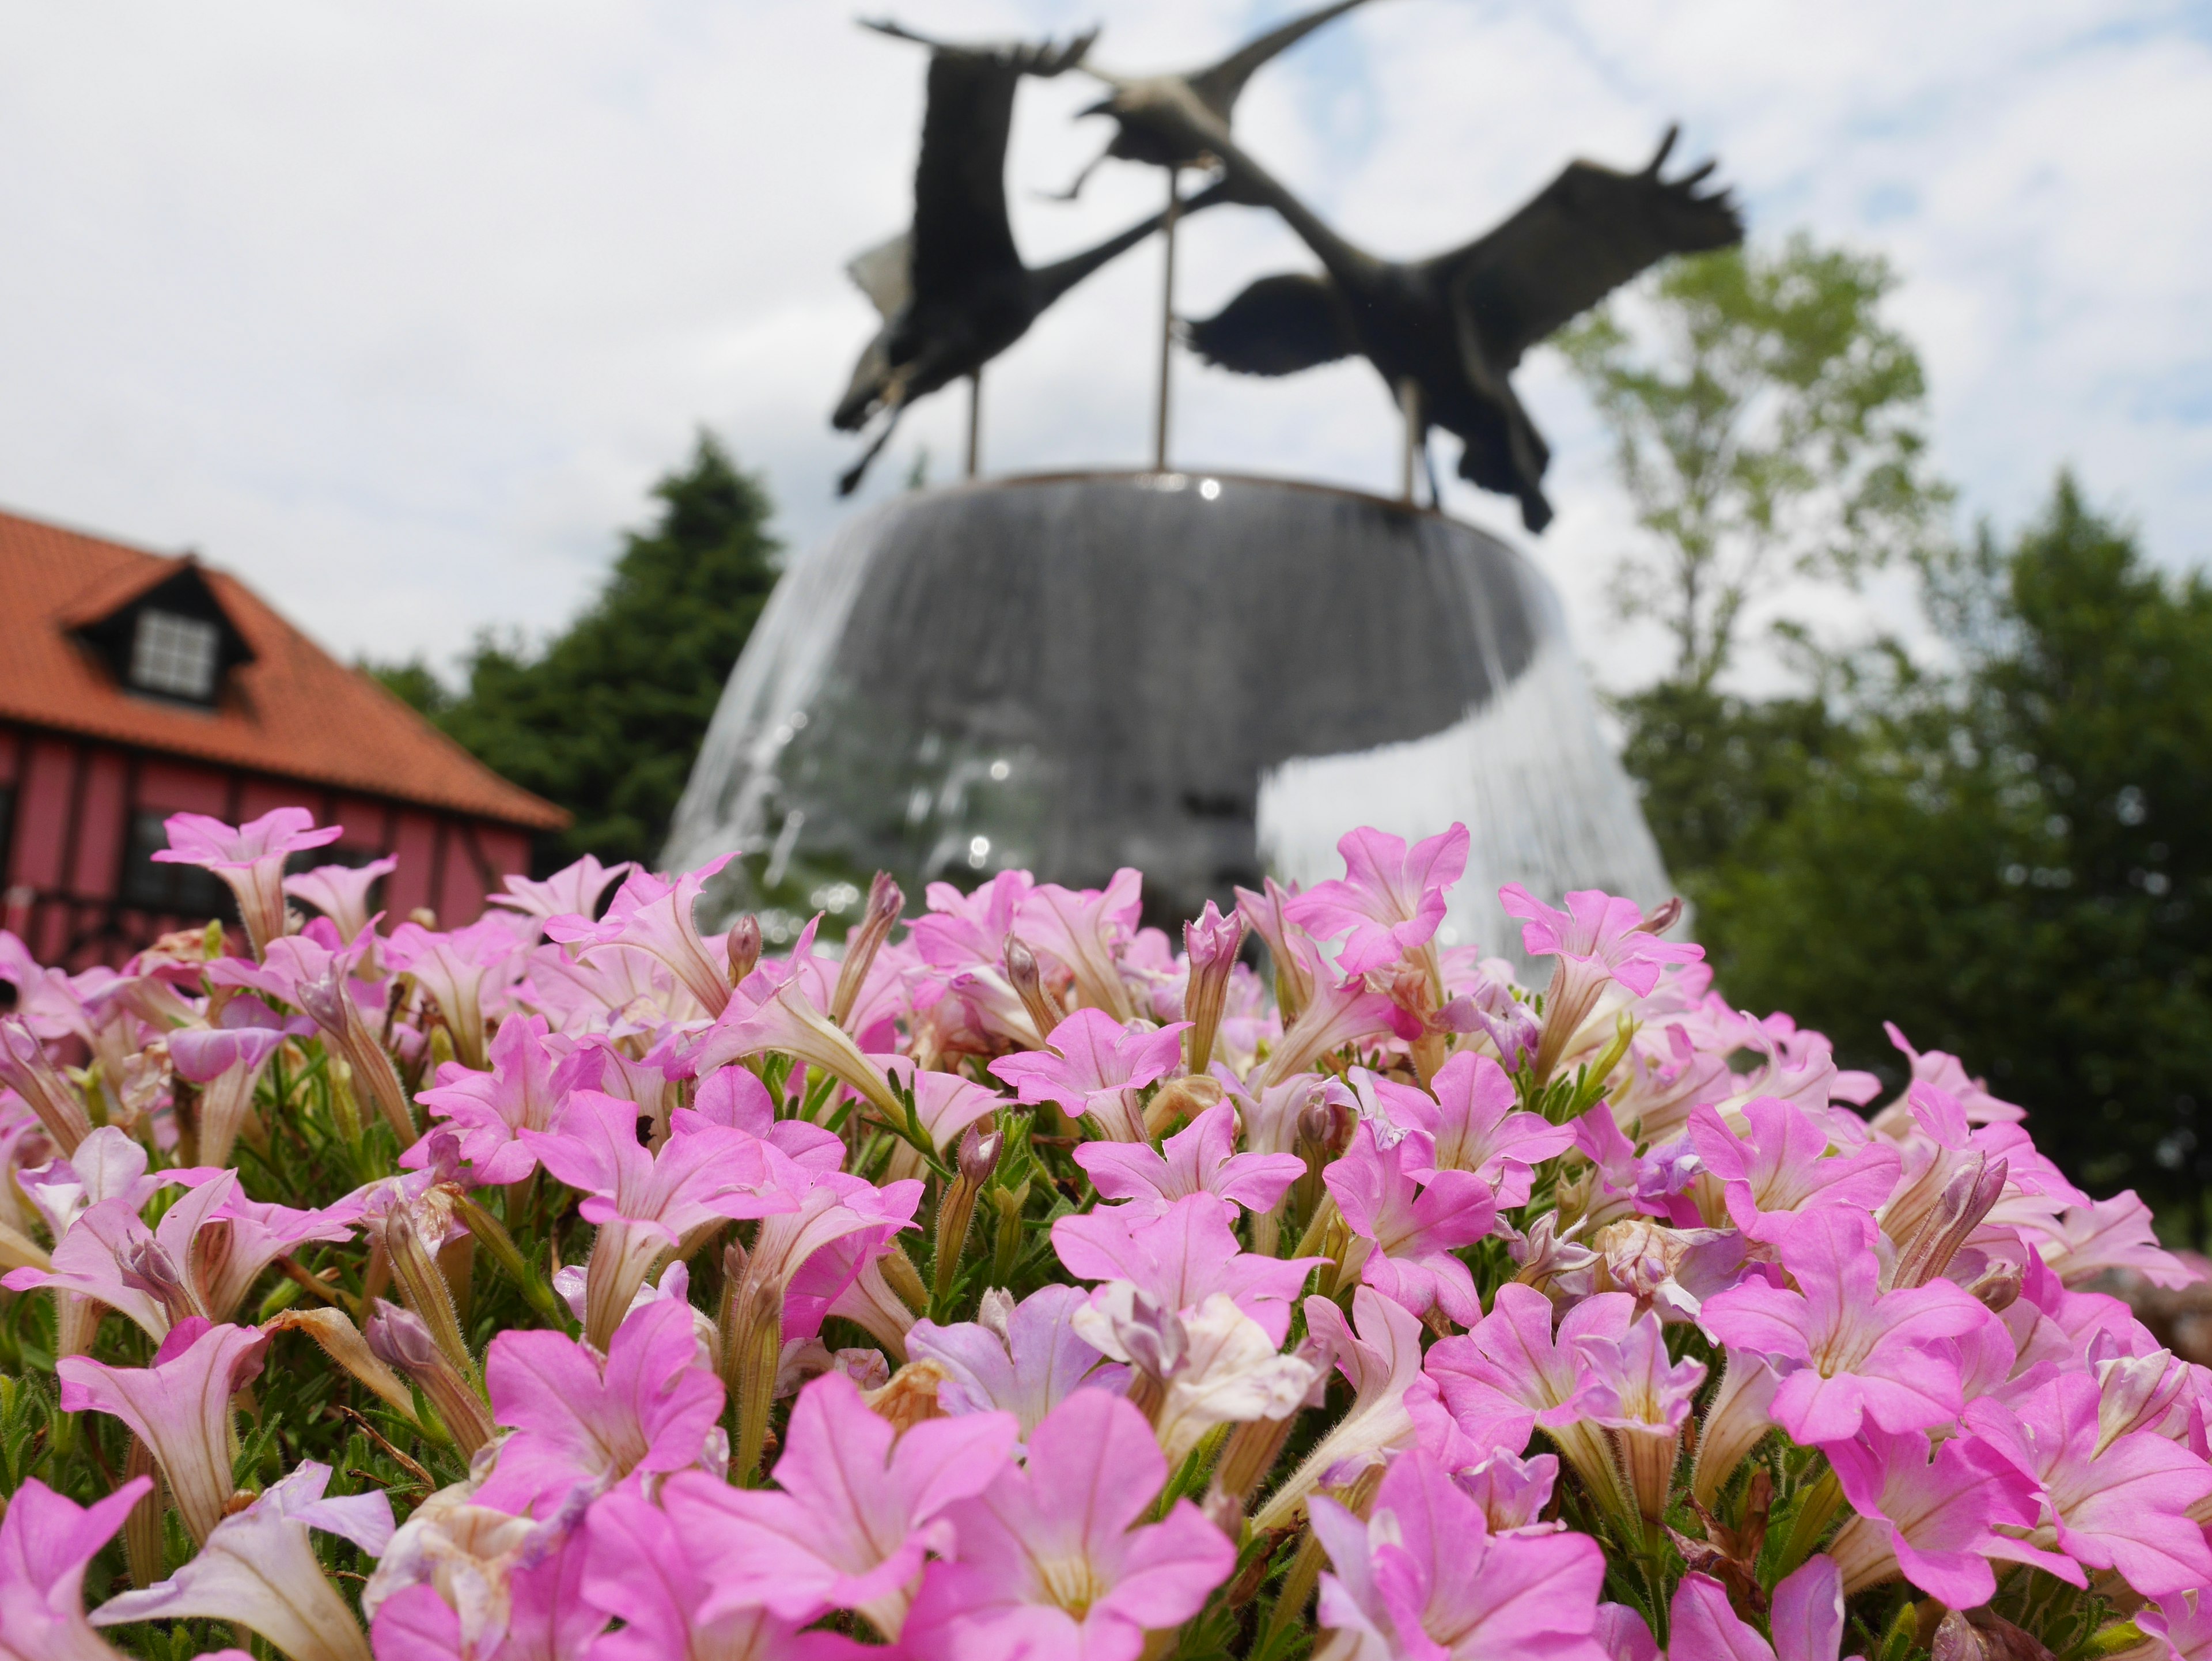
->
<box><xmin>1</xmin><ymin>1</ymin><xmax>2206</xmax><ymax>693</ymax></box>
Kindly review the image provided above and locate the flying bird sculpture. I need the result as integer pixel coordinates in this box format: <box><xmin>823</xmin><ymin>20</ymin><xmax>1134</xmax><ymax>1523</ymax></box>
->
<box><xmin>833</xmin><ymin>19</ymin><xmax>1224</xmax><ymax>497</ymax></box>
<box><xmin>1052</xmin><ymin>0</ymin><xmax>1379</xmax><ymax>200</ymax></box>
<box><xmin>1177</xmin><ymin>119</ymin><xmax>1743</xmax><ymax>529</ymax></box>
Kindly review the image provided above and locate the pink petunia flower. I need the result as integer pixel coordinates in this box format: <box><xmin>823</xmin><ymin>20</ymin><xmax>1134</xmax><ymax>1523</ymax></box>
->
<box><xmin>1499</xmin><ymin>886</ymin><xmax>1703</xmax><ymax>1080</ymax></box>
<box><xmin>0</xmin><ymin>1473</ymin><xmax>156</xmax><ymax>1661</ymax></box>
<box><xmin>519</xmin><ymin>1087</ymin><xmax>796</xmax><ymax>1346</ymax></box>
<box><xmin>1452</xmin><ymin>1446</ymin><xmax>1560</xmax><ymax>1534</ymax></box>
<box><xmin>167</xmin><ymin>1021</ymin><xmax>287</xmax><ymax>1169</ymax></box>
<box><xmin>1075</xmin><ymin>1099</ymin><xmax>1304</xmax><ymax>1219</ymax></box>
<box><xmin>1408</xmin><ymin>1050</ymin><xmax>1575</xmax><ymax>1206</ymax></box>
<box><xmin>486</xmin><ymin>854</ymin><xmax>633</xmax><ymax>937</ymax></box>
<box><xmin>1668</xmin><ymin>1556</ymin><xmax>1861</xmax><ymax>1661</ymax></box>
<box><xmin>2027</xmin><ymin>1190</ymin><xmax>2207</xmax><ymax>1291</ymax></box>
<box><xmin>581</xmin><ymin>1489</ymin><xmax>872</xmax><ymax>1661</ymax></box>
<box><xmin>92</xmin><ymin>1461</ymin><xmax>390</xmax><ymax>1661</ymax></box>
<box><xmin>909</xmin><ymin>871</ymin><xmax>1035</xmax><ymax>971</ymax></box>
<box><xmin>1052</xmin><ymin>1192</ymin><xmax>1324</xmax><ymax>1345</ymax></box>
<box><xmin>1284</xmin><ymin>824</ymin><xmax>1469</xmax><ymax>978</ymax></box>
<box><xmin>1310</xmin><ymin>1444</ymin><xmax>1608</xmax><ymax>1661</ymax></box>
<box><xmin>1963</xmin><ymin>1371</ymin><xmax>2212</xmax><ymax>1596</ymax></box>
<box><xmin>1254</xmin><ymin>1287</ymin><xmax>1430</xmax><ymax>1534</ymax></box>
<box><xmin>59</xmin><ymin>1318</ymin><xmax>270</xmax><ymax>1545</ymax></box>
<box><xmin>1327</xmin><ymin>1120</ymin><xmax>1497</xmax><ymax>1327</ymax></box>
<box><xmin>385</xmin><ymin>920</ymin><xmax>521</xmax><ymax>1072</ymax></box>
<box><xmin>2141</xmin><ymin>1591</ymin><xmax>2212</xmax><ymax>1661</ymax></box>
<box><xmin>547</xmin><ymin>855</ymin><xmax>739</xmax><ymax>1019</ymax></box>
<box><xmin>1699</xmin><ymin>1209</ymin><xmax>1995</xmax><ymax>1444</ymax></box>
<box><xmin>660</xmin><ymin>1369</ymin><xmax>1020</xmax><ymax>1637</ymax></box>
<box><xmin>1687</xmin><ymin>1098</ymin><xmax>1902</xmax><ymax>1244</ymax></box>
<box><xmin>362</xmin><ymin>1480</ymin><xmax>603</xmax><ymax>1661</ymax></box>
<box><xmin>901</xmin><ymin>1389</ymin><xmax>1236</xmax><ymax>1661</ymax></box>
<box><xmin>908</xmin><ymin>1284</ymin><xmax>1130</xmax><ymax>1437</ymax></box>
<box><xmin>412</xmin><ymin>1012</ymin><xmax>566</xmax><ymax>1186</ymax></box>
<box><xmin>151</xmin><ymin>807</ymin><xmax>344</xmax><ymax>956</ymax></box>
<box><xmin>475</xmin><ymin>1299</ymin><xmax>726</xmax><ymax>1518</ymax></box>
<box><xmin>1013</xmin><ymin>870</ymin><xmax>1143</xmax><ymax>1021</ymax></box>
<box><xmin>1820</xmin><ymin>1425</ymin><xmax>2041</xmax><ymax>1608</ymax></box>
<box><xmin>991</xmin><ymin>1008</ymin><xmax>1186</xmax><ymax>1143</ymax></box>
<box><xmin>284</xmin><ymin>855</ymin><xmax>397</xmax><ymax>944</ymax></box>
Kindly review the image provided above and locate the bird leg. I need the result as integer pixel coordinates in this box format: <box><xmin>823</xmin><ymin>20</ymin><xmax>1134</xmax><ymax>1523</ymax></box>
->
<box><xmin>1154</xmin><ymin>170</ymin><xmax>1181</xmax><ymax>472</ymax></box>
<box><xmin>1422</xmin><ymin>434</ymin><xmax>1442</xmax><ymax>512</ymax></box>
<box><xmin>838</xmin><ymin>400</ymin><xmax>909</xmax><ymax>498</ymax></box>
<box><xmin>965</xmin><ymin>370</ymin><xmax>983</xmax><ymax>480</ymax></box>
<box><xmin>1397</xmin><ymin>376</ymin><xmax>1423</xmax><ymax>505</ymax></box>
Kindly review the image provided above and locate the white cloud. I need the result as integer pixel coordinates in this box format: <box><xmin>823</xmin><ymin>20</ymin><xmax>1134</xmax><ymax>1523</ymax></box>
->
<box><xmin>0</xmin><ymin>0</ymin><xmax>2205</xmax><ymax>695</ymax></box>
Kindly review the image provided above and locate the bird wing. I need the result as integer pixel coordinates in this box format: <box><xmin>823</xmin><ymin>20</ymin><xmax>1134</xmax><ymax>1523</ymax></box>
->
<box><xmin>876</xmin><ymin>24</ymin><xmax>1095</xmax><ymax>308</ymax></box>
<box><xmin>1189</xmin><ymin>0</ymin><xmax>1376</xmax><ymax>118</ymax></box>
<box><xmin>1434</xmin><ymin>128</ymin><xmax>1743</xmax><ymax>369</ymax></box>
<box><xmin>1181</xmin><ymin>271</ymin><xmax>1360</xmax><ymax>377</ymax></box>
<box><xmin>844</xmin><ymin>230</ymin><xmax>912</xmax><ymax>320</ymax></box>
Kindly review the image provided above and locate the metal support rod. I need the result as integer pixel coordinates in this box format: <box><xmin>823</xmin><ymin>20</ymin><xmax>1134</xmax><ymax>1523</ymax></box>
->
<box><xmin>1154</xmin><ymin>169</ymin><xmax>1181</xmax><ymax>473</ymax></box>
<box><xmin>1398</xmin><ymin>376</ymin><xmax>1422</xmax><ymax>505</ymax></box>
<box><xmin>964</xmin><ymin>370</ymin><xmax>982</xmax><ymax>480</ymax></box>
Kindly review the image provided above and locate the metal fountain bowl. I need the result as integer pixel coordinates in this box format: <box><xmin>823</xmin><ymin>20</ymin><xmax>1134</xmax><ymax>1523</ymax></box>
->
<box><xmin>663</xmin><ymin>469</ymin><xmax>1671</xmax><ymax>968</ymax></box>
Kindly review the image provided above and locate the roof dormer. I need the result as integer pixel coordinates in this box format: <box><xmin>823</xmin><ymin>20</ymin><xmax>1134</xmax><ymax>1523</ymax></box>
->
<box><xmin>70</xmin><ymin>557</ymin><xmax>255</xmax><ymax>709</ymax></box>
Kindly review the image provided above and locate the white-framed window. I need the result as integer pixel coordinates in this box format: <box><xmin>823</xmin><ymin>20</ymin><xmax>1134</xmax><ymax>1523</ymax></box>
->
<box><xmin>129</xmin><ymin>609</ymin><xmax>222</xmax><ymax>701</ymax></box>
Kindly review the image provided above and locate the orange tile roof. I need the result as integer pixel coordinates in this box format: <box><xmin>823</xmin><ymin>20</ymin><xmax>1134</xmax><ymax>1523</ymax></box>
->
<box><xmin>0</xmin><ymin>505</ymin><xmax>567</xmax><ymax>831</ymax></box>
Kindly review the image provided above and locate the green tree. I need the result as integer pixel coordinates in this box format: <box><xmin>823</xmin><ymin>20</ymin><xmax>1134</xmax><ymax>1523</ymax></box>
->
<box><xmin>1698</xmin><ymin>478</ymin><xmax>2212</xmax><ymax>1226</ymax></box>
<box><xmin>1558</xmin><ymin>234</ymin><xmax>1951</xmax><ymax>692</ymax></box>
<box><xmin>373</xmin><ymin>433</ymin><xmax>781</xmax><ymax>868</ymax></box>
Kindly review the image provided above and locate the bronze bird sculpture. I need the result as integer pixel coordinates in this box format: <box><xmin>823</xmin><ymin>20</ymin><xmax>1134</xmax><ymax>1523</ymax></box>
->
<box><xmin>834</xmin><ymin>20</ymin><xmax>1225</xmax><ymax>497</ymax></box>
<box><xmin>1052</xmin><ymin>0</ymin><xmax>1380</xmax><ymax>200</ymax></box>
<box><xmin>1177</xmin><ymin>118</ymin><xmax>1743</xmax><ymax>529</ymax></box>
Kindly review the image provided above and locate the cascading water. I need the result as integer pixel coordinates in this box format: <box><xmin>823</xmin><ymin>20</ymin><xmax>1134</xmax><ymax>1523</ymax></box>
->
<box><xmin>662</xmin><ymin>471</ymin><xmax>1671</xmax><ymax>970</ymax></box>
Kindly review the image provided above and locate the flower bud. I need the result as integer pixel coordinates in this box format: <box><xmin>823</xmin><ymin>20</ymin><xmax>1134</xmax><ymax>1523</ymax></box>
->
<box><xmin>726</xmin><ymin>914</ymin><xmax>763</xmax><ymax>986</ymax></box>
<box><xmin>120</xmin><ymin>1238</ymin><xmax>202</xmax><ymax>1328</ymax></box>
<box><xmin>2096</xmin><ymin>1348</ymin><xmax>2188</xmax><ymax>1452</ymax></box>
<box><xmin>959</xmin><ymin>1122</ymin><xmax>1005</xmax><ymax>1185</ymax></box>
<box><xmin>1633</xmin><ymin>896</ymin><xmax>1685</xmax><ymax>936</ymax></box>
<box><xmin>1003</xmin><ymin>935</ymin><xmax>1062</xmax><ymax>1043</ymax></box>
<box><xmin>363</xmin><ymin>1297</ymin><xmax>438</xmax><ymax>1373</ymax></box>
<box><xmin>831</xmin><ymin>872</ymin><xmax>904</xmax><ymax>1028</ymax></box>
<box><xmin>1144</xmin><ymin>1073</ymin><xmax>1223</xmax><ymax>1139</ymax></box>
<box><xmin>365</xmin><ymin>1296</ymin><xmax>495</xmax><ymax>1456</ymax></box>
<box><xmin>1893</xmin><ymin>1153</ymin><xmax>2008</xmax><ymax>1289</ymax></box>
<box><xmin>0</xmin><ymin>1015</ymin><xmax>92</xmax><ymax>1156</ymax></box>
<box><xmin>1180</xmin><ymin>902</ymin><xmax>1244</xmax><ymax>1074</ymax></box>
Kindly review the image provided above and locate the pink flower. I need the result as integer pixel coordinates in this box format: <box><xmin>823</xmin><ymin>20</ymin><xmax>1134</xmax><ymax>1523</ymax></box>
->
<box><xmin>59</xmin><ymin>1318</ymin><xmax>270</xmax><ymax>1544</ymax></box>
<box><xmin>547</xmin><ymin>855</ymin><xmax>738</xmax><ymax>1019</ymax></box>
<box><xmin>1285</xmin><ymin>824</ymin><xmax>1469</xmax><ymax>977</ymax></box>
<box><xmin>93</xmin><ymin>1461</ymin><xmax>390</xmax><ymax>1661</ymax></box>
<box><xmin>1236</xmin><ymin>875</ymin><xmax>1330</xmax><ymax>1018</ymax></box>
<box><xmin>414</xmin><ymin>1012</ymin><xmax>565</xmax><ymax>1185</ymax></box>
<box><xmin>0</xmin><ymin>1473</ymin><xmax>154</xmax><ymax>1661</ymax></box>
<box><xmin>1668</xmin><ymin>1556</ymin><xmax>1857</xmax><ymax>1661</ymax></box>
<box><xmin>362</xmin><ymin>1484</ymin><xmax>601</xmax><ymax>1661</ymax></box>
<box><xmin>1425</xmin><ymin>1284</ymin><xmax>1633</xmax><ymax>1452</ymax></box>
<box><xmin>520</xmin><ymin>1087</ymin><xmax>794</xmax><ymax>1346</ymax></box>
<box><xmin>1254</xmin><ymin>1287</ymin><xmax>1430</xmax><ymax>1533</ymax></box>
<box><xmin>1820</xmin><ymin>1425</ymin><xmax>2040</xmax><ymax>1608</ymax></box>
<box><xmin>1075</xmin><ymin>1099</ymin><xmax>1304</xmax><ymax>1218</ymax></box>
<box><xmin>1453</xmin><ymin>1447</ymin><xmax>1559</xmax><ymax>1534</ymax></box>
<box><xmin>1963</xmin><ymin>1371</ymin><xmax>2212</xmax><ymax>1596</ymax></box>
<box><xmin>2029</xmin><ymin>1190</ymin><xmax>2206</xmax><ymax>1290</ymax></box>
<box><xmin>581</xmin><ymin>1490</ymin><xmax>870</xmax><ymax>1661</ymax></box>
<box><xmin>152</xmin><ymin>807</ymin><xmax>344</xmax><ymax>955</ymax></box>
<box><xmin>910</xmin><ymin>871</ymin><xmax>1035</xmax><ymax>970</ymax></box>
<box><xmin>1310</xmin><ymin>1444</ymin><xmax>1608</xmax><ymax>1661</ymax></box>
<box><xmin>476</xmin><ymin>1299</ymin><xmax>726</xmax><ymax>1518</ymax></box>
<box><xmin>1251</xmin><ymin>972</ymin><xmax>1403</xmax><ymax>1089</ymax></box>
<box><xmin>1573</xmin><ymin>1311</ymin><xmax>1705</xmax><ymax>1432</ymax></box>
<box><xmin>1052</xmin><ymin>1193</ymin><xmax>1324</xmax><ymax>1345</ymax></box>
<box><xmin>1699</xmin><ymin>1210</ymin><xmax>1994</xmax><ymax>1443</ymax></box>
<box><xmin>991</xmin><ymin>1008</ymin><xmax>1187</xmax><ymax>1142</ymax></box>
<box><xmin>909</xmin><ymin>1285</ymin><xmax>1130</xmax><ymax>1436</ymax></box>
<box><xmin>1884</xmin><ymin>1022</ymin><xmax>2024</xmax><ymax>1124</ymax></box>
<box><xmin>284</xmin><ymin>855</ymin><xmax>397</xmax><ymax>943</ymax></box>
<box><xmin>1412</xmin><ymin>1051</ymin><xmax>1575</xmax><ymax>1205</ymax></box>
<box><xmin>387</xmin><ymin>920</ymin><xmax>520</xmax><ymax>1072</ymax></box>
<box><xmin>902</xmin><ymin>1389</ymin><xmax>1235</xmax><ymax>1661</ymax></box>
<box><xmin>691</xmin><ymin>978</ymin><xmax>908</xmax><ymax>1126</ymax></box>
<box><xmin>2142</xmin><ymin>1592</ymin><xmax>2212</xmax><ymax>1661</ymax></box>
<box><xmin>168</xmin><ymin>1021</ymin><xmax>287</xmax><ymax>1168</ymax></box>
<box><xmin>1500</xmin><ymin>886</ymin><xmax>1702</xmax><ymax>1079</ymax></box>
<box><xmin>1327</xmin><ymin>1121</ymin><xmax>1497</xmax><ymax>1326</ymax></box>
<box><xmin>661</xmin><ymin>1369</ymin><xmax>1019</xmax><ymax>1637</ymax></box>
<box><xmin>9</xmin><ymin>1172</ymin><xmax>237</xmax><ymax>1338</ymax></box>
<box><xmin>877</xmin><ymin>1054</ymin><xmax>1007</xmax><ymax>1156</ymax></box>
<box><xmin>486</xmin><ymin>854</ymin><xmax>633</xmax><ymax>937</ymax></box>
<box><xmin>1687</xmin><ymin>1099</ymin><xmax>1902</xmax><ymax>1244</ymax></box>
<box><xmin>1014</xmin><ymin>870</ymin><xmax>1143</xmax><ymax>1021</ymax></box>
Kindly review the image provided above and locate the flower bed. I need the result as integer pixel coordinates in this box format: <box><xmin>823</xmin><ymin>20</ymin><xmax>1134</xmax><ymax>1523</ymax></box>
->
<box><xmin>0</xmin><ymin>809</ymin><xmax>2206</xmax><ymax>1660</ymax></box>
